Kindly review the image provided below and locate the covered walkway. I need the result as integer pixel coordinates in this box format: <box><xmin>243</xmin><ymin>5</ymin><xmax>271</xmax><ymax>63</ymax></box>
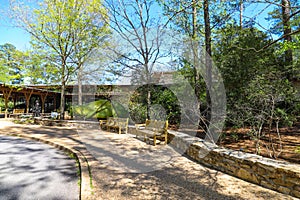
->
<box><xmin>0</xmin><ymin>84</ymin><xmax>59</xmax><ymax>117</ymax></box>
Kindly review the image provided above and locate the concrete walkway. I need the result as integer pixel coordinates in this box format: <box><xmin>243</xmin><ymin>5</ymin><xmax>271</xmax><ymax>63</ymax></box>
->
<box><xmin>0</xmin><ymin>119</ymin><xmax>298</xmax><ymax>200</ymax></box>
<box><xmin>0</xmin><ymin>135</ymin><xmax>78</xmax><ymax>200</ymax></box>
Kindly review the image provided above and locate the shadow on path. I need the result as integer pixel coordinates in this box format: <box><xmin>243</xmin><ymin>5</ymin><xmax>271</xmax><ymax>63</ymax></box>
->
<box><xmin>0</xmin><ymin>135</ymin><xmax>79</xmax><ymax>200</ymax></box>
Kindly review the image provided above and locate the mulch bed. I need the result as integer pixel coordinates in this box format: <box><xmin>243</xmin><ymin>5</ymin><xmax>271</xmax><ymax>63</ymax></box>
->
<box><xmin>170</xmin><ymin>123</ymin><xmax>300</xmax><ymax>164</ymax></box>
<box><xmin>217</xmin><ymin>123</ymin><xmax>300</xmax><ymax>164</ymax></box>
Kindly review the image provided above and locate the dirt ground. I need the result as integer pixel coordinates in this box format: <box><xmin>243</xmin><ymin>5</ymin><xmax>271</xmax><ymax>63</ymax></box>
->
<box><xmin>218</xmin><ymin>122</ymin><xmax>300</xmax><ymax>164</ymax></box>
<box><xmin>1</xmin><ymin>119</ymin><xmax>298</xmax><ymax>200</ymax></box>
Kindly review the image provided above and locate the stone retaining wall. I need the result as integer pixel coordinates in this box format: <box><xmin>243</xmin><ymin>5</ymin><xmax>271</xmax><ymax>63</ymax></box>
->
<box><xmin>167</xmin><ymin>130</ymin><xmax>300</xmax><ymax>198</ymax></box>
<box><xmin>34</xmin><ymin>118</ymin><xmax>100</xmax><ymax>129</ymax></box>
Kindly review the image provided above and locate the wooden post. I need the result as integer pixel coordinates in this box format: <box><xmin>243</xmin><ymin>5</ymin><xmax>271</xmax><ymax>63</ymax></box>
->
<box><xmin>13</xmin><ymin>94</ymin><xmax>16</xmax><ymax>108</ymax></box>
<box><xmin>2</xmin><ymin>88</ymin><xmax>13</xmax><ymax>118</ymax></box>
<box><xmin>24</xmin><ymin>90</ymin><xmax>33</xmax><ymax>114</ymax></box>
<box><xmin>40</xmin><ymin>93</ymin><xmax>48</xmax><ymax>113</ymax></box>
<box><xmin>53</xmin><ymin>95</ymin><xmax>57</xmax><ymax>111</ymax></box>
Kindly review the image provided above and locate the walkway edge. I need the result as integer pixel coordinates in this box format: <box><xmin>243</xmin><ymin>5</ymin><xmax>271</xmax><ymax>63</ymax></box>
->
<box><xmin>0</xmin><ymin>132</ymin><xmax>94</xmax><ymax>200</ymax></box>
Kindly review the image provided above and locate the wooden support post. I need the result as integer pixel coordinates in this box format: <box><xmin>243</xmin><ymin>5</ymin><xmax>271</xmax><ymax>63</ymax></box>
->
<box><xmin>24</xmin><ymin>90</ymin><xmax>33</xmax><ymax>114</ymax></box>
<box><xmin>13</xmin><ymin>94</ymin><xmax>16</xmax><ymax>108</ymax></box>
<box><xmin>40</xmin><ymin>93</ymin><xmax>48</xmax><ymax>114</ymax></box>
<box><xmin>53</xmin><ymin>95</ymin><xmax>57</xmax><ymax>111</ymax></box>
<box><xmin>2</xmin><ymin>88</ymin><xmax>13</xmax><ymax>118</ymax></box>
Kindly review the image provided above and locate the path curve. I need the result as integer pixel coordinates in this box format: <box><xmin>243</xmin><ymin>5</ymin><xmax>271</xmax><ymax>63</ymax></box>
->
<box><xmin>0</xmin><ymin>135</ymin><xmax>79</xmax><ymax>200</ymax></box>
<box><xmin>0</xmin><ymin>119</ymin><xmax>94</xmax><ymax>200</ymax></box>
<box><xmin>0</xmin><ymin>119</ymin><xmax>298</xmax><ymax>200</ymax></box>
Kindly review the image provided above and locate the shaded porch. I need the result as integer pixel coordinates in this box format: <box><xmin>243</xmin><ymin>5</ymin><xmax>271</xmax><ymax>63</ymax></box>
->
<box><xmin>0</xmin><ymin>84</ymin><xmax>60</xmax><ymax>118</ymax></box>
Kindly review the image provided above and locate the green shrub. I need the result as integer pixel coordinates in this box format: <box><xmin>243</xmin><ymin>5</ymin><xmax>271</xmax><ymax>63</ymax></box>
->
<box><xmin>72</xmin><ymin>99</ymin><xmax>128</xmax><ymax>120</ymax></box>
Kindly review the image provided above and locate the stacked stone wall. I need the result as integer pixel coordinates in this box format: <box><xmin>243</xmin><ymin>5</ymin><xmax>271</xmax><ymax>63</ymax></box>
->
<box><xmin>34</xmin><ymin>118</ymin><xmax>99</xmax><ymax>129</ymax></box>
<box><xmin>167</xmin><ymin>130</ymin><xmax>300</xmax><ymax>198</ymax></box>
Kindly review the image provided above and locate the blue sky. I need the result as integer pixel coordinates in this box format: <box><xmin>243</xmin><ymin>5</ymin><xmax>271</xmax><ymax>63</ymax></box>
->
<box><xmin>0</xmin><ymin>1</ymin><xmax>275</xmax><ymax>51</ymax></box>
<box><xmin>0</xmin><ymin>0</ymin><xmax>31</xmax><ymax>50</ymax></box>
<box><xmin>0</xmin><ymin>25</ymin><xmax>31</xmax><ymax>50</ymax></box>
<box><xmin>243</xmin><ymin>2</ymin><xmax>275</xmax><ymax>29</ymax></box>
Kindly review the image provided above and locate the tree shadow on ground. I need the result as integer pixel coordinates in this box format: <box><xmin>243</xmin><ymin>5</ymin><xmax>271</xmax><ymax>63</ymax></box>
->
<box><xmin>0</xmin><ymin>135</ymin><xmax>79</xmax><ymax>200</ymax></box>
<box><xmin>0</xmin><ymin>123</ymin><xmax>294</xmax><ymax>200</ymax></box>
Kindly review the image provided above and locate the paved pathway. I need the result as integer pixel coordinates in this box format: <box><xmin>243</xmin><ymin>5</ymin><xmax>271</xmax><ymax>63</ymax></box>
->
<box><xmin>0</xmin><ymin>135</ymin><xmax>79</xmax><ymax>200</ymax></box>
<box><xmin>80</xmin><ymin>129</ymin><xmax>299</xmax><ymax>200</ymax></box>
<box><xmin>0</xmin><ymin>119</ymin><xmax>298</xmax><ymax>200</ymax></box>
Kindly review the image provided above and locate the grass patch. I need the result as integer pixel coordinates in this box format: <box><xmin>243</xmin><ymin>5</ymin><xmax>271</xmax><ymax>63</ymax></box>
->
<box><xmin>13</xmin><ymin>118</ymin><xmax>35</xmax><ymax>125</ymax></box>
<box><xmin>67</xmin><ymin>152</ymin><xmax>82</xmax><ymax>188</ymax></box>
<box><xmin>295</xmin><ymin>147</ymin><xmax>300</xmax><ymax>154</ymax></box>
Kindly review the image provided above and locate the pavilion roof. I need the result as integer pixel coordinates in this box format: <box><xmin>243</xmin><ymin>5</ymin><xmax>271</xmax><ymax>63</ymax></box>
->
<box><xmin>0</xmin><ymin>83</ymin><xmax>60</xmax><ymax>96</ymax></box>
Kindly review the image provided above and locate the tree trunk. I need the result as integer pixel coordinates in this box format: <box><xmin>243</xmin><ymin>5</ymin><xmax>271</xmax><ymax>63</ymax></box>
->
<box><xmin>204</xmin><ymin>0</ymin><xmax>212</xmax><ymax>122</ymax></box>
<box><xmin>240</xmin><ymin>0</ymin><xmax>243</xmax><ymax>29</ymax></box>
<box><xmin>146</xmin><ymin>86</ymin><xmax>151</xmax><ymax>120</ymax></box>
<box><xmin>60</xmin><ymin>60</ymin><xmax>66</xmax><ymax>120</ymax></box>
<box><xmin>24</xmin><ymin>90</ymin><xmax>33</xmax><ymax>114</ymax></box>
<box><xmin>2</xmin><ymin>88</ymin><xmax>12</xmax><ymax>118</ymax></box>
<box><xmin>192</xmin><ymin>0</ymin><xmax>197</xmax><ymax>39</ymax></box>
<box><xmin>78</xmin><ymin>65</ymin><xmax>83</xmax><ymax>106</ymax></box>
<box><xmin>282</xmin><ymin>0</ymin><xmax>293</xmax><ymax>70</ymax></box>
<box><xmin>145</xmin><ymin>62</ymin><xmax>151</xmax><ymax>120</ymax></box>
<box><xmin>191</xmin><ymin>0</ymin><xmax>201</xmax><ymax>119</ymax></box>
<box><xmin>60</xmin><ymin>81</ymin><xmax>65</xmax><ymax>120</ymax></box>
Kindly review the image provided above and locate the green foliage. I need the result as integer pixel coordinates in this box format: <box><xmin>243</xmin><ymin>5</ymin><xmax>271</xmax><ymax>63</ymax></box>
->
<box><xmin>244</xmin><ymin>72</ymin><xmax>297</xmax><ymax>127</ymax></box>
<box><xmin>72</xmin><ymin>99</ymin><xmax>128</xmax><ymax>120</ymax></box>
<box><xmin>267</xmin><ymin>0</ymin><xmax>299</xmax><ymax>35</ymax></box>
<box><xmin>275</xmin><ymin>108</ymin><xmax>295</xmax><ymax>127</ymax></box>
<box><xmin>73</xmin><ymin>100</ymin><xmax>113</xmax><ymax>119</ymax></box>
<box><xmin>128</xmin><ymin>102</ymin><xmax>147</xmax><ymax>124</ymax></box>
<box><xmin>13</xmin><ymin>118</ymin><xmax>35</xmax><ymax>125</ymax></box>
<box><xmin>0</xmin><ymin>98</ymin><xmax>5</xmax><ymax>110</ymax></box>
<box><xmin>213</xmin><ymin>24</ymin><xmax>298</xmax><ymax>127</ymax></box>
<box><xmin>10</xmin><ymin>0</ymin><xmax>110</xmax><ymax>116</ymax></box>
<box><xmin>157</xmin><ymin>0</ymin><xmax>237</xmax><ymax>38</ymax></box>
<box><xmin>229</xmin><ymin>132</ymin><xmax>239</xmax><ymax>142</ymax></box>
<box><xmin>0</xmin><ymin>43</ymin><xmax>25</xmax><ymax>84</ymax></box>
<box><xmin>215</xmin><ymin>25</ymin><xmax>281</xmax><ymax>97</ymax></box>
<box><xmin>129</xmin><ymin>85</ymin><xmax>180</xmax><ymax>125</ymax></box>
<box><xmin>177</xmin><ymin>58</ymin><xmax>207</xmax><ymax>106</ymax></box>
<box><xmin>22</xmin><ymin>50</ymin><xmax>61</xmax><ymax>84</ymax></box>
<box><xmin>151</xmin><ymin>86</ymin><xmax>181</xmax><ymax>124</ymax></box>
<box><xmin>0</xmin><ymin>43</ymin><xmax>59</xmax><ymax>85</ymax></box>
<box><xmin>267</xmin><ymin>0</ymin><xmax>300</xmax><ymax>79</ymax></box>
<box><xmin>29</xmin><ymin>0</ymin><xmax>109</xmax><ymax>70</ymax></box>
<box><xmin>295</xmin><ymin>146</ymin><xmax>300</xmax><ymax>154</ymax></box>
<box><xmin>0</xmin><ymin>98</ymin><xmax>14</xmax><ymax>110</ymax></box>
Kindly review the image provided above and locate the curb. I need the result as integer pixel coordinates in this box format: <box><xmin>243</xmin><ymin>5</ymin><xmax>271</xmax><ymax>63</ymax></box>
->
<box><xmin>0</xmin><ymin>132</ymin><xmax>94</xmax><ymax>200</ymax></box>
